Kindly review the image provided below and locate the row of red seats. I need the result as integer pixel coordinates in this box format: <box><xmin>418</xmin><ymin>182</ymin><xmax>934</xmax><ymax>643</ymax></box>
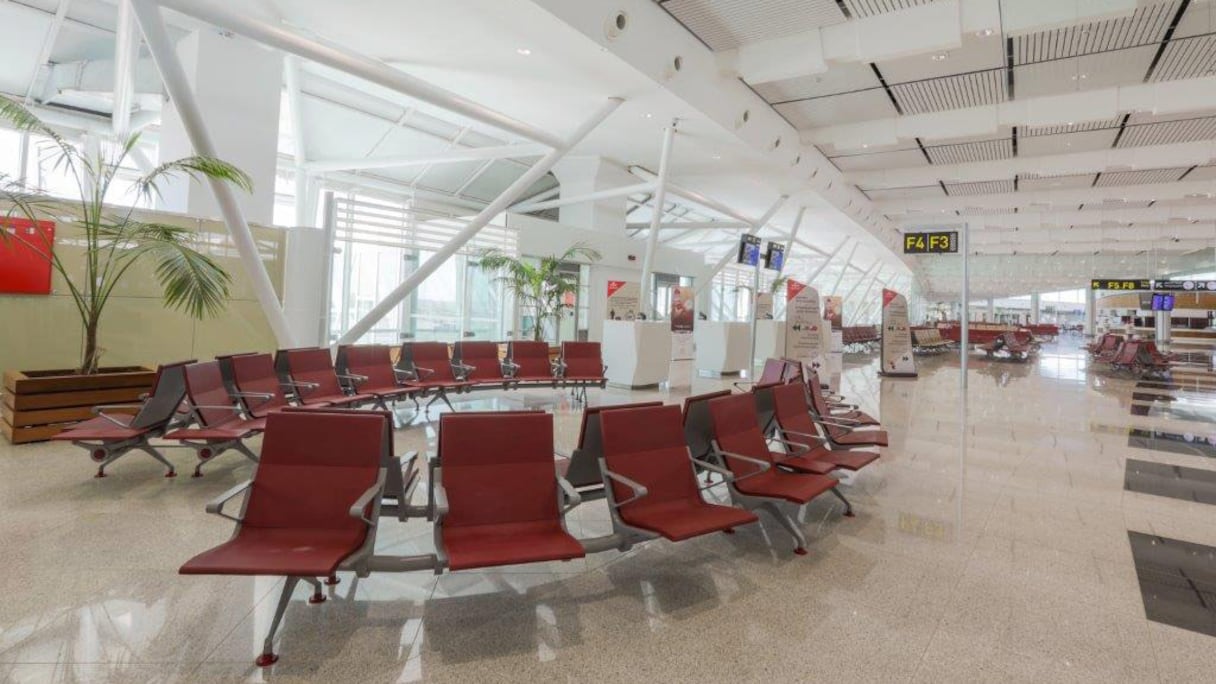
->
<box><xmin>52</xmin><ymin>342</ymin><xmax>607</xmax><ymax>479</ymax></box>
<box><xmin>1088</xmin><ymin>333</ymin><xmax>1175</xmax><ymax>377</ymax></box>
<box><xmin>842</xmin><ymin>325</ymin><xmax>880</xmax><ymax>352</ymax></box>
<box><xmin>979</xmin><ymin>331</ymin><xmax>1039</xmax><ymax>361</ymax></box>
<box><xmin>178</xmin><ymin>368</ymin><xmax>886</xmax><ymax>666</ymax></box>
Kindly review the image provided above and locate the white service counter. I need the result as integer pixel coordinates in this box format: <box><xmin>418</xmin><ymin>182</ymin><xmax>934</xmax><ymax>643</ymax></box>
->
<box><xmin>694</xmin><ymin>321</ymin><xmax>750</xmax><ymax>375</ymax></box>
<box><xmin>754</xmin><ymin>320</ymin><xmax>785</xmax><ymax>365</ymax></box>
<box><xmin>603</xmin><ymin>320</ymin><xmax>672</xmax><ymax>388</ymax></box>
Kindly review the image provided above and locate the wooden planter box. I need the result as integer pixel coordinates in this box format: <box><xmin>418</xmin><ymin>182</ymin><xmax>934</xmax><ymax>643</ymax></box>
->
<box><xmin>2</xmin><ymin>367</ymin><xmax>155</xmax><ymax>444</ymax></box>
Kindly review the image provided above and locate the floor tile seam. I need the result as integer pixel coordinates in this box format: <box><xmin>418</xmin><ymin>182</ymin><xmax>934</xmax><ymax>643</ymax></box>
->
<box><xmin>194</xmin><ymin>576</ymin><xmax>287</xmax><ymax>664</ymax></box>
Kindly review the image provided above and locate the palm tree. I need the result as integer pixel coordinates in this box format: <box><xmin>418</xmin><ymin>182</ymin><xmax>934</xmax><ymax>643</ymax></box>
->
<box><xmin>0</xmin><ymin>97</ymin><xmax>252</xmax><ymax>374</ymax></box>
<box><xmin>476</xmin><ymin>244</ymin><xmax>602</xmax><ymax>342</ymax></box>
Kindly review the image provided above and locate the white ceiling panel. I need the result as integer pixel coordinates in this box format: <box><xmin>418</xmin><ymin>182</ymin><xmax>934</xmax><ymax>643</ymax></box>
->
<box><xmin>417</xmin><ymin>160</ymin><xmax>486</xmax><ymax>194</ymax></box>
<box><xmin>832</xmin><ymin>148</ymin><xmax>929</xmax><ymax>171</ymax></box>
<box><xmin>1012</xmin><ymin>46</ymin><xmax>1157</xmax><ymax>99</ymax></box>
<box><xmin>1118</xmin><ymin>114</ymin><xmax>1216</xmax><ymax>146</ymax></box>
<box><xmin>1018</xmin><ymin>173</ymin><xmax>1098</xmax><ymax>192</ymax></box>
<box><xmin>876</xmin><ymin>32</ymin><xmax>1005</xmax><ymax>83</ymax></box>
<box><xmin>843</xmin><ymin>0</ymin><xmax>942</xmax><ymax>18</ymax></box>
<box><xmin>1095</xmin><ymin>168</ymin><xmax>1190</xmax><ymax>186</ymax></box>
<box><xmin>925</xmin><ymin>137</ymin><xmax>1014</xmax><ymax>164</ymax></box>
<box><xmin>1010</xmin><ymin>2</ymin><xmax>1178</xmax><ymax>64</ymax></box>
<box><xmin>1149</xmin><ymin>33</ymin><xmax>1216</xmax><ymax>82</ymax></box>
<box><xmin>775</xmin><ymin>89</ymin><xmax>897</xmax><ymax>128</ymax></box>
<box><xmin>890</xmin><ymin>68</ymin><xmax>1008</xmax><ymax>114</ymax></box>
<box><xmin>1183</xmin><ymin>164</ymin><xmax>1216</xmax><ymax>180</ymax></box>
<box><xmin>862</xmin><ymin>185</ymin><xmax>945</xmax><ymax>201</ymax></box>
<box><xmin>1018</xmin><ymin>129</ymin><xmax>1119</xmax><ymax>156</ymax></box>
<box><xmin>661</xmin><ymin>0</ymin><xmax>847</xmax><ymax>51</ymax></box>
<box><xmin>754</xmin><ymin>61</ymin><xmax>882</xmax><ymax>103</ymax></box>
<box><xmin>945</xmin><ymin>179</ymin><xmax>1016</xmax><ymax>195</ymax></box>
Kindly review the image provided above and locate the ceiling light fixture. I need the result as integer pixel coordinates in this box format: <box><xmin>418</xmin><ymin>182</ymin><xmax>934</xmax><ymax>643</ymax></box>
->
<box><xmin>516</xmin><ymin>48</ymin><xmax>532</xmax><ymax>56</ymax></box>
<box><xmin>977</xmin><ymin>28</ymin><xmax>995</xmax><ymax>37</ymax></box>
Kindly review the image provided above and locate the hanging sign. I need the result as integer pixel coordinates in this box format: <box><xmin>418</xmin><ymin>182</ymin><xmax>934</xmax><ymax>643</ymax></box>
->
<box><xmin>670</xmin><ymin>285</ymin><xmax>694</xmax><ymax>333</ymax></box>
<box><xmin>902</xmin><ymin>231</ymin><xmax>958</xmax><ymax>254</ymax></box>
<box><xmin>823</xmin><ymin>295</ymin><xmax>843</xmax><ymax>329</ymax></box>
<box><xmin>0</xmin><ymin>218</ymin><xmax>56</xmax><ymax>295</ymax></box>
<box><xmin>1091</xmin><ymin>279</ymin><xmax>1151</xmax><ymax>291</ymax></box>
<box><xmin>763</xmin><ymin>242</ymin><xmax>785</xmax><ymax>271</ymax></box>
<box><xmin>784</xmin><ymin>280</ymin><xmax>824</xmax><ymax>369</ymax></box>
<box><xmin>881</xmin><ymin>289</ymin><xmax>917</xmax><ymax>377</ymax></box>
<box><xmin>737</xmin><ymin>234</ymin><xmax>761</xmax><ymax>266</ymax></box>
<box><xmin>1153</xmin><ymin>279</ymin><xmax>1216</xmax><ymax>292</ymax></box>
<box><xmin>606</xmin><ymin>280</ymin><xmax>640</xmax><ymax>321</ymax></box>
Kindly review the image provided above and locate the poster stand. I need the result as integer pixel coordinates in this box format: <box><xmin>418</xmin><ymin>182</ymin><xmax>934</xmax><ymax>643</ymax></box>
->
<box><xmin>879</xmin><ymin>288</ymin><xmax>918</xmax><ymax>378</ymax></box>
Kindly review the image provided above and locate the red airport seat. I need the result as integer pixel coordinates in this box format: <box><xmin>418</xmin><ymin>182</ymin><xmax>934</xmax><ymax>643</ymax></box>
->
<box><xmin>708</xmin><ymin>393</ymin><xmax>845</xmax><ymax>554</ymax></box>
<box><xmin>165</xmin><ymin>361</ymin><xmax>264</xmax><ymax>477</ymax></box>
<box><xmin>281</xmin><ymin>348</ymin><xmax>373</xmax><ymax>408</ymax></box>
<box><xmin>180</xmin><ymin>410</ymin><xmax>389</xmax><ymax>667</ymax></box>
<box><xmin>805</xmin><ymin>370</ymin><xmax>881</xmax><ymax>427</ymax></box>
<box><xmin>52</xmin><ymin>360</ymin><xmax>192</xmax><ymax>478</ymax></box>
<box><xmin>506</xmin><ymin>340</ymin><xmax>559</xmax><ymax>386</ymax></box>
<box><xmin>599</xmin><ymin>405</ymin><xmax>758</xmax><ymax>541</ymax></box>
<box><xmin>559</xmin><ymin>342</ymin><xmax>607</xmax><ymax>402</ymax></box>
<box><xmin>434</xmin><ymin>411</ymin><xmax>585</xmax><ymax>570</ymax></box>
<box><xmin>454</xmin><ymin>341</ymin><xmax>514</xmax><ymax>389</ymax></box>
<box><xmin>1110</xmin><ymin>340</ymin><xmax>1141</xmax><ymax>372</ymax></box>
<box><xmin>771</xmin><ymin>383</ymin><xmax>879</xmax><ymax>474</ymax></box>
<box><xmin>805</xmin><ymin>372</ymin><xmax>888</xmax><ymax>448</ymax></box>
<box><xmin>335</xmin><ymin>344</ymin><xmax>419</xmax><ymax>415</ymax></box>
<box><xmin>561</xmin><ymin>401</ymin><xmax>665</xmax><ymax>498</ymax></box>
<box><xmin>397</xmin><ymin>342</ymin><xmax>474</xmax><ymax>411</ymax></box>
<box><xmin>228</xmin><ymin>353</ymin><xmax>299</xmax><ymax>418</ymax></box>
<box><xmin>733</xmin><ymin>357</ymin><xmax>790</xmax><ymax>392</ymax></box>
<box><xmin>682</xmin><ymin>390</ymin><xmax>733</xmax><ymax>462</ymax></box>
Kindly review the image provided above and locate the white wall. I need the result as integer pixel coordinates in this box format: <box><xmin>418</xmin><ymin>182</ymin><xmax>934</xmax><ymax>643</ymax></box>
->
<box><xmin>510</xmin><ymin>213</ymin><xmax>707</xmax><ymax>342</ymax></box>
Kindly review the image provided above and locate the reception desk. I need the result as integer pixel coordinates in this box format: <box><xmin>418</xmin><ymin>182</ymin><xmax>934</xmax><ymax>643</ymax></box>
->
<box><xmin>695</xmin><ymin>321</ymin><xmax>750</xmax><ymax>376</ymax></box>
<box><xmin>603</xmin><ymin>320</ymin><xmax>672</xmax><ymax>388</ymax></box>
<box><xmin>754</xmin><ymin>320</ymin><xmax>785</xmax><ymax>366</ymax></box>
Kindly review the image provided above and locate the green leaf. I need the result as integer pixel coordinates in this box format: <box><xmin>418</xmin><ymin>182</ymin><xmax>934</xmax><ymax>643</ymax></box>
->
<box><xmin>135</xmin><ymin>155</ymin><xmax>254</xmax><ymax>202</ymax></box>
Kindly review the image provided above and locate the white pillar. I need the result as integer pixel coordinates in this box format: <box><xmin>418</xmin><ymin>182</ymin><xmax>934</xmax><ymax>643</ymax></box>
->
<box><xmin>1085</xmin><ymin>288</ymin><xmax>1097</xmax><ymax>337</ymax></box>
<box><xmin>1030</xmin><ymin>293</ymin><xmax>1041</xmax><ymax>324</ymax></box>
<box><xmin>154</xmin><ymin>27</ymin><xmax>283</xmax><ymax>225</ymax></box>
<box><xmin>550</xmin><ymin>157</ymin><xmax>638</xmax><ymax>233</ymax></box>
<box><xmin>638</xmin><ymin>121</ymin><xmax>676</xmax><ymax>317</ymax></box>
<box><xmin>829</xmin><ymin>241</ymin><xmax>859</xmax><ymax>295</ymax></box>
<box><xmin>986</xmin><ymin>298</ymin><xmax>996</xmax><ymax>323</ymax></box>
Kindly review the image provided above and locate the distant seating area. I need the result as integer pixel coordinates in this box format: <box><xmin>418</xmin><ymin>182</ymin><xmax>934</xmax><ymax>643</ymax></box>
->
<box><xmin>177</xmin><ymin>362</ymin><xmax>884</xmax><ymax>666</ymax></box>
<box><xmin>979</xmin><ymin>331</ymin><xmax>1039</xmax><ymax>361</ymax></box>
<box><xmin>911</xmin><ymin>327</ymin><xmax>953</xmax><ymax>353</ymax></box>
<box><xmin>842</xmin><ymin>325</ymin><xmax>880</xmax><ymax>352</ymax></box>
<box><xmin>1089</xmin><ymin>333</ymin><xmax>1178</xmax><ymax>378</ymax></box>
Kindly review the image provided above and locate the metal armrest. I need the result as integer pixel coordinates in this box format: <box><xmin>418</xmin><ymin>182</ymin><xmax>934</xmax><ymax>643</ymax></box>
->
<box><xmin>556</xmin><ymin>476</ymin><xmax>582</xmax><ymax>514</ymax></box>
<box><xmin>414</xmin><ymin>366</ymin><xmax>436</xmax><ymax>379</ymax></box>
<box><xmin>502</xmin><ymin>360</ymin><xmax>520</xmax><ymax>377</ymax></box>
<box><xmin>338</xmin><ymin>373</ymin><xmax>368</xmax><ymax>386</ymax></box>
<box><xmin>713</xmin><ymin>448</ymin><xmax>771</xmax><ymax>483</ymax></box>
<box><xmin>779</xmin><ymin>428</ymin><xmax>828</xmax><ymax>446</ymax></box>
<box><xmin>817</xmin><ymin>415</ymin><xmax>863</xmax><ymax>427</ymax></box>
<box><xmin>768</xmin><ymin>436</ymin><xmax>812</xmax><ymax>455</ymax></box>
<box><xmin>394</xmin><ymin>367</ymin><xmax>419</xmax><ymax>381</ymax></box>
<box><xmin>282</xmin><ymin>380</ymin><xmax>319</xmax><ymax>397</ymax></box>
<box><xmin>451</xmin><ymin>362</ymin><xmax>474</xmax><ymax>381</ymax></box>
<box><xmin>231</xmin><ymin>391</ymin><xmax>275</xmax><ymax>411</ymax></box>
<box><xmin>205</xmin><ymin>480</ymin><xmax>252</xmax><ymax>523</ymax></box>
<box><xmin>691</xmin><ymin>458</ymin><xmax>735</xmax><ymax>491</ymax></box>
<box><xmin>91</xmin><ymin>404</ymin><xmax>145</xmax><ymax>427</ymax></box>
<box><xmin>732</xmin><ymin>380</ymin><xmax>755</xmax><ymax>392</ymax></box>
<box><xmin>348</xmin><ymin>470</ymin><xmax>387</xmax><ymax>525</ymax></box>
<box><xmin>602</xmin><ymin>469</ymin><xmax>648</xmax><ymax>508</ymax></box>
<box><xmin>432</xmin><ymin>480</ymin><xmax>449</xmax><ymax>519</ymax></box>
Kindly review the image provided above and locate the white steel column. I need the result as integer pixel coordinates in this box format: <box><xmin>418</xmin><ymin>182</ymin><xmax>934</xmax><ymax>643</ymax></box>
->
<box><xmin>829</xmin><ymin>241</ymin><xmax>860</xmax><ymax>295</ymax></box>
<box><xmin>111</xmin><ymin>0</ymin><xmax>138</xmax><ymax>136</ymax></box>
<box><xmin>132</xmin><ymin>0</ymin><xmax>294</xmax><ymax>346</ymax></box>
<box><xmin>512</xmin><ymin>182</ymin><xmax>653</xmax><ymax>213</ymax></box>
<box><xmin>337</xmin><ymin>98</ymin><xmax>624</xmax><ymax>345</ymax></box>
<box><xmin>284</xmin><ymin>56</ymin><xmax>311</xmax><ymax>227</ymax></box>
<box><xmin>1085</xmin><ymin>287</ymin><xmax>1097</xmax><ymax>337</ymax></box>
<box><xmin>845</xmin><ymin>264</ymin><xmax>883</xmax><ymax>325</ymax></box>
<box><xmin>1030</xmin><ymin>293</ymin><xmax>1041</xmax><ymax>324</ymax></box>
<box><xmin>638</xmin><ymin>121</ymin><xmax>676</xmax><ymax>317</ymax></box>
<box><xmin>781</xmin><ymin>206</ymin><xmax>806</xmax><ymax>272</ymax></box>
<box><xmin>694</xmin><ymin>196</ymin><xmax>789</xmax><ymax>296</ymax></box>
<box><xmin>806</xmin><ymin>237</ymin><xmax>848</xmax><ymax>285</ymax></box>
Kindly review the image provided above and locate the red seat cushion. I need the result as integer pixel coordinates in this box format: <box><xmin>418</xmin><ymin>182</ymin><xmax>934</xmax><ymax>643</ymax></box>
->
<box><xmin>442</xmin><ymin>520</ymin><xmax>584</xmax><ymax>570</ymax></box>
<box><xmin>302</xmin><ymin>392</ymin><xmax>372</xmax><ymax>407</ymax></box>
<box><xmin>733</xmin><ymin>469</ymin><xmax>837</xmax><ymax>504</ymax></box>
<box><xmin>356</xmin><ymin>384</ymin><xmax>415</xmax><ymax>400</ymax></box>
<box><xmin>164</xmin><ymin>422</ymin><xmax>259</xmax><ymax>441</ymax></box>
<box><xmin>622</xmin><ymin>499</ymin><xmax>758</xmax><ymax>541</ymax></box>
<box><xmin>180</xmin><ymin>527</ymin><xmax>366</xmax><ymax>576</ymax></box>
<box><xmin>776</xmin><ymin>451</ymin><xmax>837</xmax><ymax>475</ymax></box>
<box><xmin>819</xmin><ymin>449</ymin><xmax>879</xmax><ymax>471</ymax></box>
<box><xmin>52</xmin><ymin>415</ymin><xmax>147</xmax><ymax>441</ymax></box>
<box><xmin>831</xmin><ymin>430</ymin><xmax>888</xmax><ymax>447</ymax></box>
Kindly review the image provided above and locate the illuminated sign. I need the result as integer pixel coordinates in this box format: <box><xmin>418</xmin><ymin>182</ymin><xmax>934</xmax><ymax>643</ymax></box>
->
<box><xmin>736</xmin><ymin>234</ymin><xmax>761</xmax><ymax>266</ymax></box>
<box><xmin>1090</xmin><ymin>279</ymin><xmax>1151</xmax><ymax>291</ymax></box>
<box><xmin>764</xmin><ymin>242</ymin><xmax>785</xmax><ymax>271</ymax></box>
<box><xmin>1153</xmin><ymin>280</ymin><xmax>1216</xmax><ymax>292</ymax></box>
<box><xmin>902</xmin><ymin>231</ymin><xmax>958</xmax><ymax>254</ymax></box>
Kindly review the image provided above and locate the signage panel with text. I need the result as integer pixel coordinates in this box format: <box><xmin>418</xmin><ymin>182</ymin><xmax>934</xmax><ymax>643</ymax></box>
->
<box><xmin>902</xmin><ymin>231</ymin><xmax>958</xmax><ymax>254</ymax></box>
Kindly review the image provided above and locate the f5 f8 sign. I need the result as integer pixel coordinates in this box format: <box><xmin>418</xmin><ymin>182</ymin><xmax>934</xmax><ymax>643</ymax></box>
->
<box><xmin>903</xmin><ymin>231</ymin><xmax>958</xmax><ymax>254</ymax></box>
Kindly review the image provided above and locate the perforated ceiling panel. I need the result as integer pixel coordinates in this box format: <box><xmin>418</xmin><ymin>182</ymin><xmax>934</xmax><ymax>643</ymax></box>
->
<box><xmin>1018</xmin><ymin>173</ymin><xmax>1098</xmax><ymax>192</ymax></box>
<box><xmin>1020</xmin><ymin>120</ymin><xmax>1122</xmax><ymax>136</ymax></box>
<box><xmin>861</xmin><ymin>185</ymin><xmax>945</xmax><ymax>201</ymax></box>
<box><xmin>660</xmin><ymin>0</ymin><xmax>847</xmax><ymax>51</ymax></box>
<box><xmin>1118</xmin><ymin>115</ymin><xmax>1216</xmax><ymax>147</ymax></box>
<box><xmin>889</xmin><ymin>68</ymin><xmax>1008</xmax><ymax>114</ymax></box>
<box><xmin>774</xmin><ymin>89</ymin><xmax>898</xmax><ymax>128</ymax></box>
<box><xmin>1094</xmin><ymin>168</ymin><xmax>1190</xmax><ymax>186</ymax></box>
<box><xmin>924</xmin><ymin>138</ymin><xmax>1013</xmax><ymax>164</ymax></box>
<box><xmin>1149</xmin><ymin>34</ymin><xmax>1216</xmax><ymax>82</ymax></box>
<box><xmin>944</xmin><ymin>179</ymin><xmax>1016</xmax><ymax>196</ymax></box>
<box><xmin>1011</xmin><ymin>2</ymin><xmax>1179</xmax><ymax>64</ymax></box>
<box><xmin>842</xmin><ymin>0</ymin><xmax>940</xmax><ymax>18</ymax></box>
<box><xmin>832</xmin><ymin>148</ymin><xmax>929</xmax><ymax>171</ymax></box>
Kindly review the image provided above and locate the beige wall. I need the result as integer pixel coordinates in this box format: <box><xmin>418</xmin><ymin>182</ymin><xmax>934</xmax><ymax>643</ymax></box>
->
<box><xmin>0</xmin><ymin>203</ymin><xmax>285</xmax><ymax>373</ymax></box>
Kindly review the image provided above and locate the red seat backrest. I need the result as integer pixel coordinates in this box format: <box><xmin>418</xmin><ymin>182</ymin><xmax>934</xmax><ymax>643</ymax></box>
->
<box><xmin>409</xmin><ymin>342</ymin><xmax>458</xmax><ymax>382</ymax></box>
<box><xmin>601</xmin><ymin>405</ymin><xmax>700</xmax><ymax>510</ymax></box>
<box><xmin>756</xmin><ymin>358</ymin><xmax>786</xmax><ymax>385</ymax></box>
<box><xmin>1114</xmin><ymin>341</ymin><xmax>1139</xmax><ymax>364</ymax></box>
<box><xmin>772</xmin><ymin>382</ymin><xmax>818</xmax><ymax>438</ymax></box>
<box><xmin>230</xmin><ymin>353</ymin><xmax>289</xmax><ymax>417</ymax></box>
<box><xmin>561</xmin><ymin>342</ymin><xmax>604</xmax><ymax>378</ymax></box>
<box><xmin>577</xmin><ymin>401</ymin><xmax>665</xmax><ymax>451</ymax></box>
<box><xmin>131</xmin><ymin>361</ymin><xmax>192</xmax><ymax>430</ymax></box>
<box><xmin>242</xmin><ymin>411</ymin><xmax>384</xmax><ymax>535</ymax></box>
<box><xmin>457</xmin><ymin>341</ymin><xmax>503</xmax><ymax>381</ymax></box>
<box><xmin>438</xmin><ymin>412</ymin><xmax>560</xmax><ymax>528</ymax></box>
<box><xmin>340</xmin><ymin>345</ymin><xmax>398</xmax><ymax>388</ymax></box>
<box><xmin>509</xmin><ymin>341</ymin><xmax>554</xmax><ymax>378</ymax></box>
<box><xmin>184</xmin><ymin>361</ymin><xmax>236</xmax><ymax>428</ymax></box>
<box><xmin>284</xmin><ymin>348</ymin><xmax>344</xmax><ymax>397</ymax></box>
<box><xmin>708</xmin><ymin>393</ymin><xmax>776</xmax><ymax>476</ymax></box>
<box><xmin>682</xmin><ymin>390</ymin><xmax>732</xmax><ymax>460</ymax></box>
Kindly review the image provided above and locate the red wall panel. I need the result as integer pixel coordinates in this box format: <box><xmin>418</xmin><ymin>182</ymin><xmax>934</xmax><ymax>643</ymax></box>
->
<box><xmin>0</xmin><ymin>218</ymin><xmax>56</xmax><ymax>295</ymax></box>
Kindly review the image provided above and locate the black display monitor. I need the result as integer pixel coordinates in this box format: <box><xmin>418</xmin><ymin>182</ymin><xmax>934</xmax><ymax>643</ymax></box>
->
<box><xmin>737</xmin><ymin>234</ymin><xmax>761</xmax><ymax>267</ymax></box>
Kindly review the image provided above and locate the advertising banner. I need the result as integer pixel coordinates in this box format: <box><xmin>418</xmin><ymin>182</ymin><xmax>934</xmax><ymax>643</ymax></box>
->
<box><xmin>823</xmin><ymin>295</ymin><xmax>843</xmax><ymax>329</ymax></box>
<box><xmin>881</xmin><ymin>289</ymin><xmax>917</xmax><ymax>377</ymax></box>
<box><xmin>784</xmin><ymin>280</ymin><xmax>824</xmax><ymax>369</ymax></box>
<box><xmin>606</xmin><ymin>280</ymin><xmax>640</xmax><ymax>321</ymax></box>
<box><xmin>755</xmin><ymin>292</ymin><xmax>774</xmax><ymax>320</ymax></box>
<box><xmin>670</xmin><ymin>285</ymin><xmax>694</xmax><ymax>333</ymax></box>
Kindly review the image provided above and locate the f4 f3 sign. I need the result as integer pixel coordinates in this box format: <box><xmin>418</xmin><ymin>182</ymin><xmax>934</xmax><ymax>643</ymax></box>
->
<box><xmin>902</xmin><ymin>231</ymin><xmax>958</xmax><ymax>254</ymax></box>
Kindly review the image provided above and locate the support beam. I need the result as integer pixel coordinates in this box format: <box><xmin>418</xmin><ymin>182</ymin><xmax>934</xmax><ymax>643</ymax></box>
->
<box><xmin>111</xmin><ymin>0</ymin><xmax>139</xmax><ymax>137</ymax></box>
<box><xmin>847</xmin><ymin>267</ymin><xmax>886</xmax><ymax>326</ymax></box>
<box><xmin>829</xmin><ymin>241</ymin><xmax>861</xmax><ymax>295</ymax></box>
<box><xmin>305</xmin><ymin>143</ymin><xmax>551</xmax><ymax>173</ymax></box>
<box><xmin>152</xmin><ymin>0</ymin><xmax>564</xmax><ymax>148</ymax></box>
<box><xmin>805</xmin><ymin>237</ymin><xmax>848</xmax><ymax>285</ymax></box>
<box><xmin>632</xmin><ymin>221</ymin><xmax>749</xmax><ymax>231</ymax></box>
<box><xmin>882</xmin><ymin>178</ymin><xmax>1216</xmax><ymax>214</ymax></box>
<box><xmin>638</xmin><ymin>121</ymin><xmax>677</xmax><ymax>317</ymax></box>
<box><xmin>132</xmin><ymin>0</ymin><xmax>295</xmax><ymax>346</ymax></box>
<box><xmin>512</xmin><ymin>182</ymin><xmax>653</xmax><ymax>214</ymax></box>
<box><xmin>337</xmin><ymin>97</ymin><xmax>624</xmax><ymax>345</ymax></box>
<box><xmin>781</xmin><ymin>206</ymin><xmax>806</xmax><ymax>272</ymax></box>
<box><xmin>694</xmin><ymin>195</ymin><xmax>789</xmax><ymax>296</ymax></box>
<box><xmin>284</xmin><ymin>55</ymin><xmax>311</xmax><ymax>227</ymax></box>
<box><xmin>25</xmin><ymin>0</ymin><xmax>73</xmax><ymax>104</ymax></box>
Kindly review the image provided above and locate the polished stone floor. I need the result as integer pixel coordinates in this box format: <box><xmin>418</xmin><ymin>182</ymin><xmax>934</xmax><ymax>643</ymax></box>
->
<box><xmin>2</xmin><ymin>337</ymin><xmax>1216</xmax><ymax>683</ymax></box>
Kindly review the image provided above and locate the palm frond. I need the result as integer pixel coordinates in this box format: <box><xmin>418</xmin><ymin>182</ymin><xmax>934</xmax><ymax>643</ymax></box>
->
<box><xmin>0</xmin><ymin>96</ymin><xmax>79</xmax><ymax>166</ymax></box>
<box><xmin>135</xmin><ymin>156</ymin><xmax>253</xmax><ymax>202</ymax></box>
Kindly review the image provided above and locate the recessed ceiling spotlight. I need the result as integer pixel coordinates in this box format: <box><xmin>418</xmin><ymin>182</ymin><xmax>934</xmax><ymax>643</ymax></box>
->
<box><xmin>932</xmin><ymin>52</ymin><xmax>949</xmax><ymax>61</ymax></box>
<box><xmin>643</xmin><ymin>113</ymin><xmax>653</xmax><ymax>119</ymax></box>
<box><xmin>977</xmin><ymin>28</ymin><xmax>995</xmax><ymax>37</ymax></box>
<box><xmin>516</xmin><ymin>47</ymin><xmax>532</xmax><ymax>56</ymax></box>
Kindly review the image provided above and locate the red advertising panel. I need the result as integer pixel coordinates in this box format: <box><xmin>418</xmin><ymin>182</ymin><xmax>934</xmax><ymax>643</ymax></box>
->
<box><xmin>1</xmin><ymin>218</ymin><xmax>55</xmax><ymax>295</ymax></box>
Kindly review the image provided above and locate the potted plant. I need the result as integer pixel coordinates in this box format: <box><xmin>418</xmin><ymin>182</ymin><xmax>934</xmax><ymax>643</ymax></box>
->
<box><xmin>476</xmin><ymin>244</ymin><xmax>602</xmax><ymax>343</ymax></box>
<box><xmin>0</xmin><ymin>97</ymin><xmax>252</xmax><ymax>443</ymax></box>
